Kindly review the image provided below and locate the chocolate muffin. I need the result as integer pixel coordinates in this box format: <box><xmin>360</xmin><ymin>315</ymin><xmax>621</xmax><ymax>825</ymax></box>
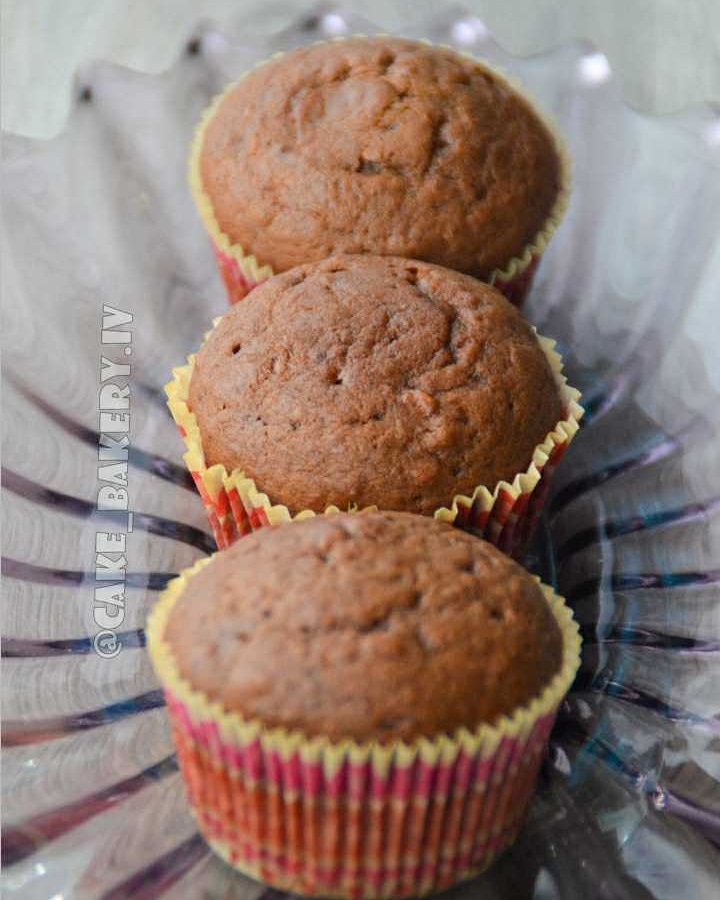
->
<box><xmin>150</xmin><ymin>512</ymin><xmax>581</xmax><ymax>892</ymax></box>
<box><xmin>192</xmin><ymin>36</ymin><xmax>568</xmax><ymax>303</ymax></box>
<box><xmin>187</xmin><ymin>254</ymin><xmax>564</xmax><ymax>517</ymax></box>
<box><xmin>163</xmin><ymin>512</ymin><xmax>564</xmax><ymax>742</ymax></box>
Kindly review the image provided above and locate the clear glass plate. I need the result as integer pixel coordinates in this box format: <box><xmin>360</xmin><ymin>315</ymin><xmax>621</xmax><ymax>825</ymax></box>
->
<box><xmin>2</xmin><ymin>6</ymin><xmax>719</xmax><ymax>899</ymax></box>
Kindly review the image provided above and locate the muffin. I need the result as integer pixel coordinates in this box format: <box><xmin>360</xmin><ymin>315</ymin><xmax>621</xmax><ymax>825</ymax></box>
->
<box><xmin>147</xmin><ymin>511</ymin><xmax>582</xmax><ymax>897</ymax></box>
<box><xmin>190</xmin><ymin>36</ymin><xmax>569</xmax><ymax>305</ymax></box>
<box><xmin>166</xmin><ymin>255</ymin><xmax>583</xmax><ymax>553</ymax></box>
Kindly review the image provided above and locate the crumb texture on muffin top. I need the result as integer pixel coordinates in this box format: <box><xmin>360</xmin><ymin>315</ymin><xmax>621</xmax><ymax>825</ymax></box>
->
<box><xmin>189</xmin><ymin>255</ymin><xmax>563</xmax><ymax>515</ymax></box>
<box><xmin>201</xmin><ymin>37</ymin><xmax>560</xmax><ymax>278</ymax></box>
<box><xmin>165</xmin><ymin>512</ymin><xmax>563</xmax><ymax>742</ymax></box>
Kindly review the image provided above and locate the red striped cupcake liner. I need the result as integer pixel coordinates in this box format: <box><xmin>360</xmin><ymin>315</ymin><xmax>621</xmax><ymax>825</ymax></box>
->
<box><xmin>189</xmin><ymin>38</ymin><xmax>571</xmax><ymax>308</ymax></box>
<box><xmin>148</xmin><ymin>559</ymin><xmax>581</xmax><ymax>898</ymax></box>
<box><xmin>165</xmin><ymin>331</ymin><xmax>582</xmax><ymax>558</ymax></box>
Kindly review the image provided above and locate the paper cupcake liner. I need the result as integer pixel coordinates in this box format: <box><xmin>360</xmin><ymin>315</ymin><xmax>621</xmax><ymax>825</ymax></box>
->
<box><xmin>165</xmin><ymin>322</ymin><xmax>583</xmax><ymax>556</ymax></box>
<box><xmin>188</xmin><ymin>37</ymin><xmax>571</xmax><ymax>307</ymax></box>
<box><xmin>147</xmin><ymin>557</ymin><xmax>581</xmax><ymax>898</ymax></box>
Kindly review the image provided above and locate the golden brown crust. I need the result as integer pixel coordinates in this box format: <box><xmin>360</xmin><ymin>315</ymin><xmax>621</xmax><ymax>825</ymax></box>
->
<box><xmin>200</xmin><ymin>37</ymin><xmax>560</xmax><ymax>278</ymax></box>
<box><xmin>188</xmin><ymin>255</ymin><xmax>563</xmax><ymax>516</ymax></box>
<box><xmin>165</xmin><ymin>512</ymin><xmax>563</xmax><ymax>742</ymax></box>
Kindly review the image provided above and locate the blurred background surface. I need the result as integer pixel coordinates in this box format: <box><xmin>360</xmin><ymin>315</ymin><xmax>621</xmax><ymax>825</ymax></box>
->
<box><xmin>3</xmin><ymin>0</ymin><xmax>720</xmax><ymax>139</ymax></box>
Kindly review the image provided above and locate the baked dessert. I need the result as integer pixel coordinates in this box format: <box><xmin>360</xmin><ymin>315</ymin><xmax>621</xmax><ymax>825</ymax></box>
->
<box><xmin>190</xmin><ymin>36</ymin><xmax>569</xmax><ymax>304</ymax></box>
<box><xmin>148</xmin><ymin>511</ymin><xmax>581</xmax><ymax>896</ymax></box>
<box><xmin>167</xmin><ymin>255</ymin><xmax>582</xmax><ymax>552</ymax></box>
<box><xmin>166</xmin><ymin>512</ymin><xmax>563</xmax><ymax>741</ymax></box>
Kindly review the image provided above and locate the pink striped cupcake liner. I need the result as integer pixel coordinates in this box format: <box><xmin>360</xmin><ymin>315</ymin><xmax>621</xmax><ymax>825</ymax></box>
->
<box><xmin>213</xmin><ymin>245</ymin><xmax>268</xmax><ymax>304</ymax></box>
<box><xmin>165</xmin><ymin>328</ymin><xmax>582</xmax><ymax>558</ymax></box>
<box><xmin>147</xmin><ymin>558</ymin><xmax>581</xmax><ymax>898</ymax></box>
<box><xmin>189</xmin><ymin>38</ymin><xmax>571</xmax><ymax>308</ymax></box>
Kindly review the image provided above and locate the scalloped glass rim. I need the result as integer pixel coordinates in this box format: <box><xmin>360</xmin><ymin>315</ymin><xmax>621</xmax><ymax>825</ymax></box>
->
<box><xmin>2</xmin><ymin>4</ymin><xmax>719</xmax><ymax>899</ymax></box>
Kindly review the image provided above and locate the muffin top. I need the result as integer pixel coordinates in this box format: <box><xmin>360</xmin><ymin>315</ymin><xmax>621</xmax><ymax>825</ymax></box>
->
<box><xmin>189</xmin><ymin>255</ymin><xmax>563</xmax><ymax>516</ymax></box>
<box><xmin>165</xmin><ymin>512</ymin><xmax>563</xmax><ymax>742</ymax></box>
<box><xmin>200</xmin><ymin>37</ymin><xmax>560</xmax><ymax>279</ymax></box>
